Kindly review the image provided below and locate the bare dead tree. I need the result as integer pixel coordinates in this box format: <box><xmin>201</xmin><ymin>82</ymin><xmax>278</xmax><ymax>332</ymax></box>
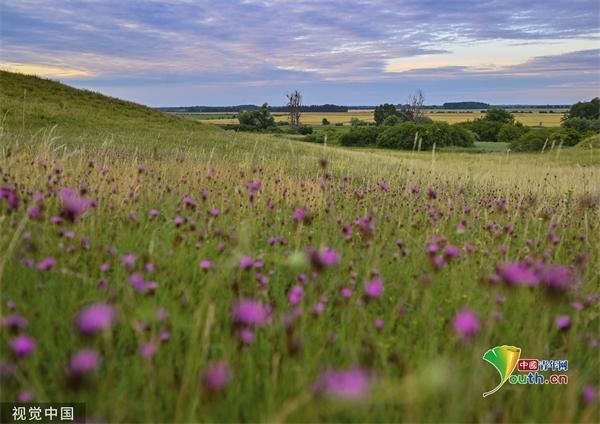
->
<box><xmin>286</xmin><ymin>90</ymin><xmax>302</xmax><ymax>128</ymax></box>
<box><xmin>408</xmin><ymin>89</ymin><xmax>425</xmax><ymax>121</ymax></box>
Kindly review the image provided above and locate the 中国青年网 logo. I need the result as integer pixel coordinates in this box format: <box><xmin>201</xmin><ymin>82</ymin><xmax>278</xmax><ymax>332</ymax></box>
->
<box><xmin>482</xmin><ymin>345</ymin><xmax>568</xmax><ymax>397</ymax></box>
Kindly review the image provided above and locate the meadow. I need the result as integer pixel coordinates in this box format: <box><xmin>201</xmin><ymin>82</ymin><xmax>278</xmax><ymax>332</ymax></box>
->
<box><xmin>1</xmin><ymin>72</ymin><xmax>599</xmax><ymax>423</ymax></box>
<box><xmin>178</xmin><ymin>109</ymin><xmax>565</xmax><ymax>127</ymax></box>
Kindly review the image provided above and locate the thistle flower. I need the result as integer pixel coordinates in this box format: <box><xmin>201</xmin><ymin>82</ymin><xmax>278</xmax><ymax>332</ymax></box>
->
<box><xmin>239</xmin><ymin>256</ymin><xmax>254</xmax><ymax>269</ymax></box>
<box><xmin>314</xmin><ymin>368</ymin><xmax>371</xmax><ymax>400</ymax></box>
<box><xmin>233</xmin><ymin>299</ymin><xmax>269</xmax><ymax>326</ymax></box>
<box><xmin>293</xmin><ymin>208</ymin><xmax>307</xmax><ymax>221</ymax></box>
<box><xmin>202</xmin><ymin>362</ymin><xmax>231</xmax><ymax>391</ymax></box>
<box><xmin>453</xmin><ymin>309</ymin><xmax>480</xmax><ymax>342</ymax></box>
<box><xmin>1</xmin><ymin>314</ymin><xmax>28</xmax><ymax>329</ymax></box>
<box><xmin>76</xmin><ymin>303</ymin><xmax>117</xmax><ymax>334</ymax></box>
<box><xmin>496</xmin><ymin>263</ymin><xmax>539</xmax><ymax>286</ymax></box>
<box><xmin>69</xmin><ymin>349</ymin><xmax>100</xmax><ymax>374</ymax></box>
<box><xmin>60</xmin><ymin>187</ymin><xmax>92</xmax><ymax>222</ymax></box>
<box><xmin>555</xmin><ymin>315</ymin><xmax>571</xmax><ymax>330</ymax></box>
<box><xmin>288</xmin><ymin>285</ymin><xmax>303</xmax><ymax>305</ymax></box>
<box><xmin>308</xmin><ymin>246</ymin><xmax>340</xmax><ymax>269</ymax></box>
<box><xmin>10</xmin><ymin>335</ymin><xmax>36</xmax><ymax>357</ymax></box>
<box><xmin>364</xmin><ymin>278</ymin><xmax>383</xmax><ymax>298</ymax></box>
<box><xmin>199</xmin><ymin>260</ymin><xmax>212</xmax><ymax>269</ymax></box>
<box><xmin>239</xmin><ymin>329</ymin><xmax>255</xmax><ymax>344</ymax></box>
<box><xmin>0</xmin><ymin>187</ymin><xmax>19</xmax><ymax>211</ymax></box>
<box><xmin>37</xmin><ymin>257</ymin><xmax>57</xmax><ymax>271</ymax></box>
<box><xmin>139</xmin><ymin>342</ymin><xmax>157</xmax><ymax>359</ymax></box>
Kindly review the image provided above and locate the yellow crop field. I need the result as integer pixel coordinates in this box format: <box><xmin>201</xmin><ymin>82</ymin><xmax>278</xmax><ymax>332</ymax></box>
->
<box><xmin>184</xmin><ymin>110</ymin><xmax>565</xmax><ymax>127</ymax></box>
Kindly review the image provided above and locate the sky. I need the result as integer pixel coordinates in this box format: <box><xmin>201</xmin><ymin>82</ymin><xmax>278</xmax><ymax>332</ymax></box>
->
<box><xmin>1</xmin><ymin>0</ymin><xmax>599</xmax><ymax>106</ymax></box>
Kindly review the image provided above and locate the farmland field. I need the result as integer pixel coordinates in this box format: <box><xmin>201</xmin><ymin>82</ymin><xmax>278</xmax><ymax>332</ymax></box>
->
<box><xmin>177</xmin><ymin>109</ymin><xmax>566</xmax><ymax>127</ymax></box>
<box><xmin>1</xmin><ymin>73</ymin><xmax>599</xmax><ymax>423</ymax></box>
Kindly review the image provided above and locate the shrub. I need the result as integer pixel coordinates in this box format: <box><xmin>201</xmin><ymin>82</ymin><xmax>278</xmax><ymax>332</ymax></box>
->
<box><xmin>548</xmin><ymin>127</ymin><xmax>581</xmax><ymax>147</ymax></box>
<box><xmin>562</xmin><ymin>117</ymin><xmax>600</xmax><ymax>133</ymax></box>
<box><xmin>303</xmin><ymin>133</ymin><xmax>323</xmax><ymax>144</ymax></box>
<box><xmin>510</xmin><ymin>129</ymin><xmax>551</xmax><ymax>151</ymax></box>
<box><xmin>382</xmin><ymin>115</ymin><xmax>401</xmax><ymax>126</ymax></box>
<box><xmin>237</xmin><ymin>103</ymin><xmax>275</xmax><ymax>130</ymax></box>
<box><xmin>565</xmin><ymin>98</ymin><xmax>599</xmax><ymax>120</ymax></box>
<box><xmin>339</xmin><ymin>127</ymin><xmax>379</xmax><ymax>146</ymax></box>
<box><xmin>414</xmin><ymin>116</ymin><xmax>434</xmax><ymax>124</ymax></box>
<box><xmin>374</xmin><ymin>103</ymin><xmax>398</xmax><ymax>125</ymax></box>
<box><xmin>376</xmin><ymin>122</ymin><xmax>420</xmax><ymax>149</ymax></box>
<box><xmin>497</xmin><ymin>123</ymin><xmax>529</xmax><ymax>144</ymax></box>
<box><xmin>297</xmin><ymin>125</ymin><xmax>313</xmax><ymax>135</ymax></box>
<box><xmin>484</xmin><ymin>108</ymin><xmax>515</xmax><ymax>124</ymax></box>
<box><xmin>458</xmin><ymin>120</ymin><xmax>503</xmax><ymax>142</ymax></box>
<box><xmin>322</xmin><ymin>118</ymin><xmax>330</xmax><ymax>125</ymax></box>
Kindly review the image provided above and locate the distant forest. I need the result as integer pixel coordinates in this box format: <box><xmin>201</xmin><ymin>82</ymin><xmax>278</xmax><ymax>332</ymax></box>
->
<box><xmin>158</xmin><ymin>103</ymin><xmax>570</xmax><ymax>112</ymax></box>
<box><xmin>159</xmin><ymin>104</ymin><xmax>349</xmax><ymax>113</ymax></box>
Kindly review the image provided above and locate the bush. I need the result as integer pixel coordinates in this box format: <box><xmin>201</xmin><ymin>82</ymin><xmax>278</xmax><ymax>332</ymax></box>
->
<box><xmin>566</xmin><ymin>98</ymin><xmax>599</xmax><ymax>120</ymax></box>
<box><xmin>484</xmin><ymin>108</ymin><xmax>515</xmax><ymax>124</ymax></box>
<box><xmin>497</xmin><ymin>123</ymin><xmax>529</xmax><ymax>144</ymax></box>
<box><xmin>376</xmin><ymin>122</ymin><xmax>420</xmax><ymax>149</ymax></box>
<box><xmin>510</xmin><ymin>129</ymin><xmax>551</xmax><ymax>151</ymax></box>
<box><xmin>303</xmin><ymin>133</ymin><xmax>323</xmax><ymax>144</ymax></box>
<box><xmin>382</xmin><ymin>115</ymin><xmax>401</xmax><ymax>126</ymax></box>
<box><xmin>322</xmin><ymin>118</ymin><xmax>330</xmax><ymax>125</ymax></box>
<box><xmin>297</xmin><ymin>125</ymin><xmax>313</xmax><ymax>135</ymax></box>
<box><xmin>237</xmin><ymin>103</ymin><xmax>275</xmax><ymax>130</ymax></box>
<box><xmin>374</xmin><ymin>103</ymin><xmax>398</xmax><ymax>125</ymax></box>
<box><xmin>458</xmin><ymin>119</ymin><xmax>503</xmax><ymax>142</ymax></box>
<box><xmin>339</xmin><ymin>127</ymin><xmax>380</xmax><ymax>146</ymax></box>
<box><xmin>548</xmin><ymin>127</ymin><xmax>581</xmax><ymax>147</ymax></box>
<box><xmin>414</xmin><ymin>116</ymin><xmax>434</xmax><ymax>125</ymax></box>
<box><xmin>562</xmin><ymin>117</ymin><xmax>600</xmax><ymax>133</ymax></box>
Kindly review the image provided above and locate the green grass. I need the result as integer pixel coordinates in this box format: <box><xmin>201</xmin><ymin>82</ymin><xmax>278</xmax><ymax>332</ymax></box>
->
<box><xmin>1</xmin><ymin>72</ymin><xmax>599</xmax><ymax>423</ymax></box>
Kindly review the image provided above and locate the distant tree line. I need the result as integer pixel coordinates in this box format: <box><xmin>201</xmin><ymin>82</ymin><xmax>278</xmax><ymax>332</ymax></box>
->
<box><xmin>158</xmin><ymin>104</ymin><xmax>348</xmax><ymax>113</ymax></box>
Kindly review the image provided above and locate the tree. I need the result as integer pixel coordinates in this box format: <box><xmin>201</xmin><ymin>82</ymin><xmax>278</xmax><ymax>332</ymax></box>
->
<box><xmin>565</xmin><ymin>98</ymin><xmax>599</xmax><ymax>120</ymax></box>
<box><xmin>286</xmin><ymin>90</ymin><xmax>302</xmax><ymax>128</ymax></box>
<box><xmin>497</xmin><ymin>122</ymin><xmax>528</xmax><ymax>144</ymax></box>
<box><xmin>484</xmin><ymin>109</ymin><xmax>515</xmax><ymax>124</ymax></box>
<box><xmin>374</xmin><ymin>103</ymin><xmax>397</xmax><ymax>125</ymax></box>
<box><xmin>237</xmin><ymin>102</ymin><xmax>275</xmax><ymax>130</ymax></box>
<box><xmin>407</xmin><ymin>90</ymin><xmax>425</xmax><ymax>121</ymax></box>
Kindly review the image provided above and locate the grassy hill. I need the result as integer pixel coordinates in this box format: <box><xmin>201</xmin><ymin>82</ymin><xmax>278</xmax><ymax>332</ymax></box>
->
<box><xmin>0</xmin><ymin>71</ymin><xmax>218</xmax><ymax>138</ymax></box>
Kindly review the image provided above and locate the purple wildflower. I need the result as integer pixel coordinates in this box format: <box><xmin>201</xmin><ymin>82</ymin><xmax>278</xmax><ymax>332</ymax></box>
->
<box><xmin>496</xmin><ymin>263</ymin><xmax>540</xmax><ymax>286</ymax></box>
<box><xmin>60</xmin><ymin>187</ymin><xmax>92</xmax><ymax>222</ymax></box>
<box><xmin>37</xmin><ymin>257</ymin><xmax>56</xmax><ymax>271</ymax></box>
<box><xmin>239</xmin><ymin>328</ymin><xmax>255</xmax><ymax>344</ymax></box>
<box><xmin>583</xmin><ymin>385</ymin><xmax>597</xmax><ymax>404</ymax></box>
<box><xmin>314</xmin><ymin>368</ymin><xmax>371</xmax><ymax>400</ymax></box>
<box><xmin>364</xmin><ymin>278</ymin><xmax>383</xmax><ymax>298</ymax></box>
<box><xmin>69</xmin><ymin>349</ymin><xmax>100</xmax><ymax>374</ymax></box>
<box><xmin>288</xmin><ymin>285</ymin><xmax>303</xmax><ymax>305</ymax></box>
<box><xmin>453</xmin><ymin>309</ymin><xmax>480</xmax><ymax>342</ymax></box>
<box><xmin>76</xmin><ymin>303</ymin><xmax>117</xmax><ymax>334</ymax></box>
<box><xmin>199</xmin><ymin>260</ymin><xmax>212</xmax><ymax>269</ymax></box>
<box><xmin>139</xmin><ymin>342</ymin><xmax>157</xmax><ymax>359</ymax></box>
<box><xmin>233</xmin><ymin>299</ymin><xmax>269</xmax><ymax>326</ymax></box>
<box><xmin>202</xmin><ymin>362</ymin><xmax>231</xmax><ymax>391</ymax></box>
<box><xmin>239</xmin><ymin>256</ymin><xmax>254</xmax><ymax>269</ymax></box>
<box><xmin>0</xmin><ymin>187</ymin><xmax>19</xmax><ymax>211</ymax></box>
<box><xmin>10</xmin><ymin>335</ymin><xmax>36</xmax><ymax>357</ymax></box>
<box><xmin>2</xmin><ymin>314</ymin><xmax>28</xmax><ymax>329</ymax></box>
<box><xmin>555</xmin><ymin>315</ymin><xmax>571</xmax><ymax>330</ymax></box>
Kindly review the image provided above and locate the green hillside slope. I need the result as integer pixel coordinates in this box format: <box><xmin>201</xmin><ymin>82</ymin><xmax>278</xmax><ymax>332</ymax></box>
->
<box><xmin>0</xmin><ymin>71</ymin><xmax>218</xmax><ymax>137</ymax></box>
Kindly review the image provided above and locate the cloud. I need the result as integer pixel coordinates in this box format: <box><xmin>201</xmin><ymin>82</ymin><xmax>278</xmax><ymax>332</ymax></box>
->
<box><xmin>1</xmin><ymin>0</ymin><xmax>598</xmax><ymax>103</ymax></box>
<box><xmin>0</xmin><ymin>63</ymin><xmax>95</xmax><ymax>78</ymax></box>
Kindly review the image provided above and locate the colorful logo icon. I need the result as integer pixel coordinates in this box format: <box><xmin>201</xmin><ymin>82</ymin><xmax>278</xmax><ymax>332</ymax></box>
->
<box><xmin>482</xmin><ymin>345</ymin><xmax>521</xmax><ymax>397</ymax></box>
